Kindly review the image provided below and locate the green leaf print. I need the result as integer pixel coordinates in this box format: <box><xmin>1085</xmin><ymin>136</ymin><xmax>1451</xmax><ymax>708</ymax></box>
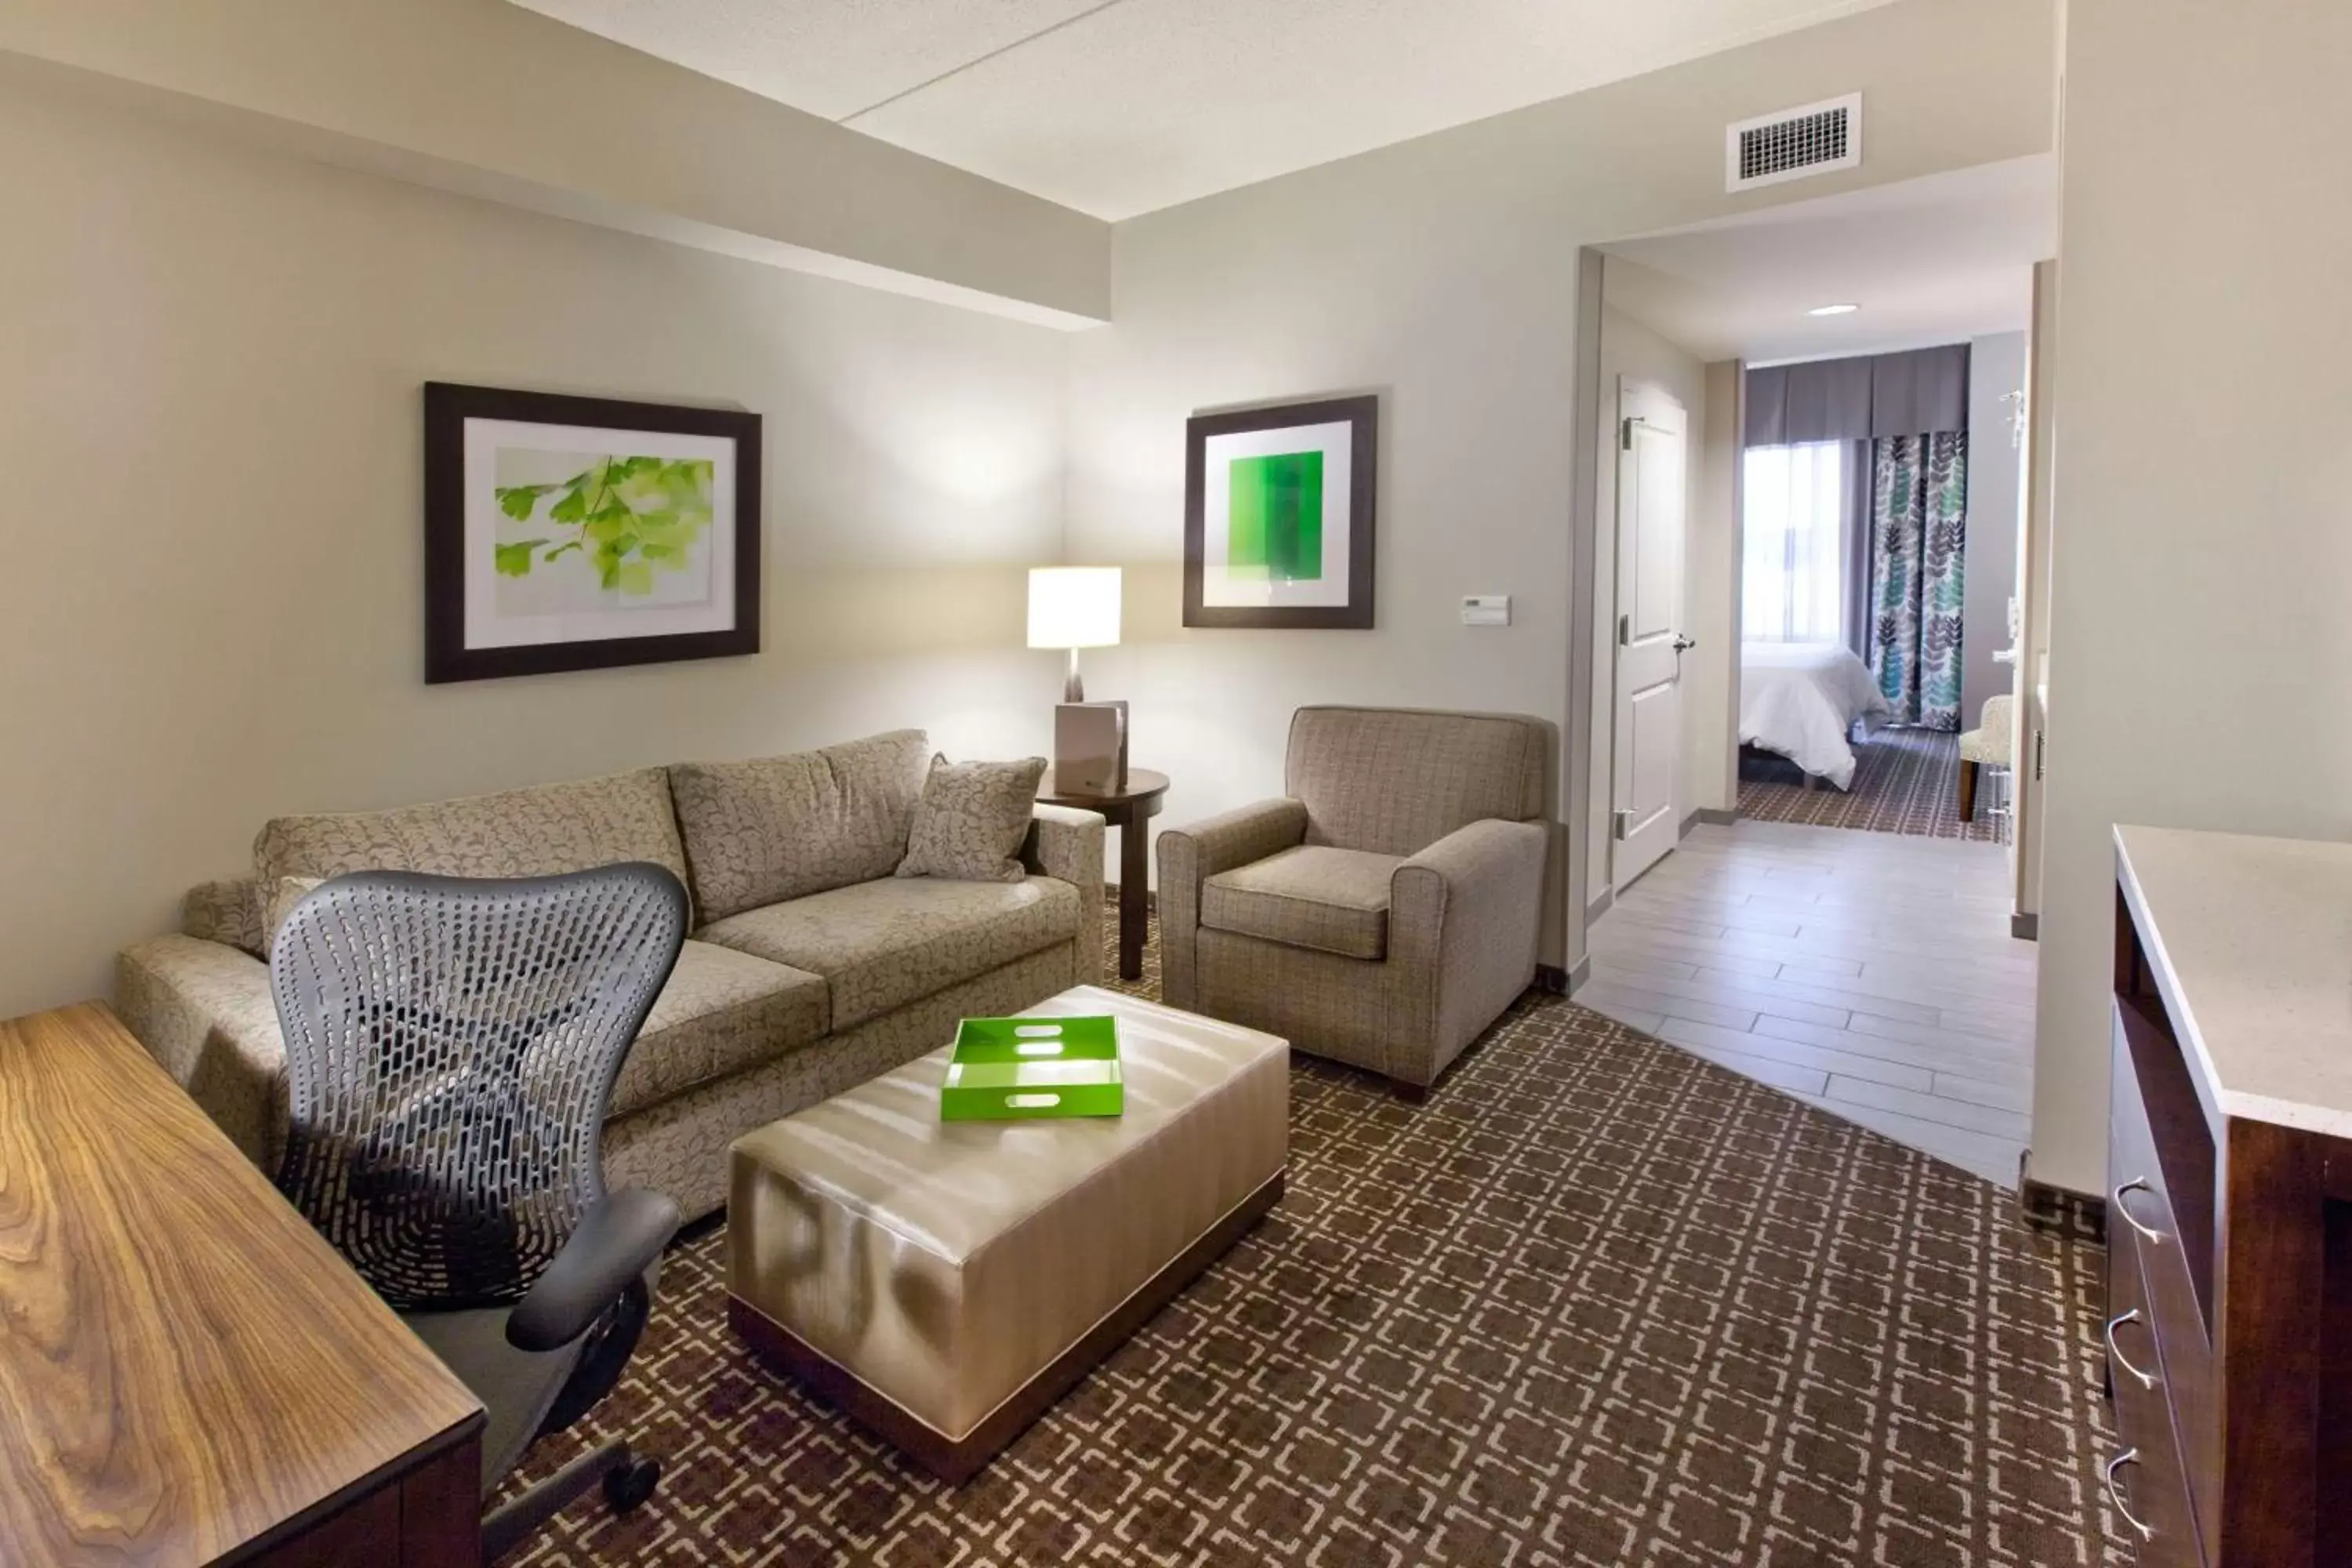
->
<box><xmin>493</xmin><ymin>455</ymin><xmax>714</xmax><ymax>597</ymax></box>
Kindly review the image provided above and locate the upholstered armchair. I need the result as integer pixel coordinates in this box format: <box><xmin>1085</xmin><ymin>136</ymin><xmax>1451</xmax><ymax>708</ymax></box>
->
<box><xmin>1156</xmin><ymin>706</ymin><xmax>1556</xmax><ymax>1096</ymax></box>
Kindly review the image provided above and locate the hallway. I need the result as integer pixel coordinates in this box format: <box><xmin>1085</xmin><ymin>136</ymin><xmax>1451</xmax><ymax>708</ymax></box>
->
<box><xmin>1581</xmin><ymin>818</ymin><xmax>2034</xmax><ymax>1187</ymax></box>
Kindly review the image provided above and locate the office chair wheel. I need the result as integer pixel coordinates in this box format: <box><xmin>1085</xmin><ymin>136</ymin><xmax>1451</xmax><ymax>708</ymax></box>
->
<box><xmin>604</xmin><ymin>1455</ymin><xmax>662</xmax><ymax>1515</ymax></box>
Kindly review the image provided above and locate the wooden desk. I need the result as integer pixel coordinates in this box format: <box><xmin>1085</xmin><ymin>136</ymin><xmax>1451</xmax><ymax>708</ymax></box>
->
<box><xmin>1040</xmin><ymin>768</ymin><xmax>1170</xmax><ymax>982</ymax></box>
<box><xmin>0</xmin><ymin>1004</ymin><xmax>485</xmax><ymax>1566</ymax></box>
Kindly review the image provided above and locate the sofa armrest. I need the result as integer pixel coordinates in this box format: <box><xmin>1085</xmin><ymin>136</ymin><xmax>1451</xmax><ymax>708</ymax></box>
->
<box><xmin>182</xmin><ymin>877</ymin><xmax>265</xmax><ymax>956</ymax></box>
<box><xmin>1388</xmin><ymin>818</ymin><xmax>1548</xmax><ymax>1078</ymax></box>
<box><xmin>1024</xmin><ymin>804</ymin><xmax>1107</xmax><ymax>985</ymax></box>
<box><xmin>1153</xmin><ymin>798</ymin><xmax>1309</xmax><ymax>1007</ymax></box>
<box><xmin>115</xmin><ymin>935</ymin><xmax>288</xmax><ymax>1172</ymax></box>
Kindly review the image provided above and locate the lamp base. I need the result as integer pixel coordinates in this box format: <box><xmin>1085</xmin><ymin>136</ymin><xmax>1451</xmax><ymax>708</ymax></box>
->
<box><xmin>1054</xmin><ymin>701</ymin><xmax>1127</xmax><ymax>794</ymax></box>
<box><xmin>1064</xmin><ymin>648</ymin><xmax>1084</xmax><ymax>705</ymax></box>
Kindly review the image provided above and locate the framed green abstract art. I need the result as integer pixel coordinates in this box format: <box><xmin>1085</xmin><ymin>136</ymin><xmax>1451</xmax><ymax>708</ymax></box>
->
<box><xmin>424</xmin><ymin>383</ymin><xmax>760</xmax><ymax>683</ymax></box>
<box><xmin>1183</xmin><ymin>395</ymin><xmax>1377</xmax><ymax>629</ymax></box>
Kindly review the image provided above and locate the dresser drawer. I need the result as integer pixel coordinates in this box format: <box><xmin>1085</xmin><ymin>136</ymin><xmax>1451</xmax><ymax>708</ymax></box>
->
<box><xmin>2106</xmin><ymin>1209</ymin><xmax>2205</xmax><ymax>1566</ymax></box>
<box><xmin>2111</xmin><ymin>1003</ymin><xmax>2220</xmax><ymax>1541</ymax></box>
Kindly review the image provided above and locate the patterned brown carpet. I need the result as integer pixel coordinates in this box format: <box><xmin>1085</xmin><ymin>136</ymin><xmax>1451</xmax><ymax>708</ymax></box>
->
<box><xmin>1738</xmin><ymin>728</ymin><xmax>1998</xmax><ymax>844</ymax></box>
<box><xmin>503</xmin><ymin>913</ymin><xmax>2123</xmax><ymax>1566</ymax></box>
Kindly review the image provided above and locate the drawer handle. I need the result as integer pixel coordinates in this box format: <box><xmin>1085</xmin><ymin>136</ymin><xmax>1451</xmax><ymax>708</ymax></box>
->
<box><xmin>2104</xmin><ymin>1308</ymin><xmax>2158</xmax><ymax>1390</ymax></box>
<box><xmin>2103</xmin><ymin>1447</ymin><xmax>2154</xmax><ymax>1541</ymax></box>
<box><xmin>2113</xmin><ymin>1177</ymin><xmax>2166</xmax><ymax>1246</ymax></box>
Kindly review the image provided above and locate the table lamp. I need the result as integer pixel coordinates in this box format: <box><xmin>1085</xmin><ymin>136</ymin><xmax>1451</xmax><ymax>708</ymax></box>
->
<box><xmin>1028</xmin><ymin>567</ymin><xmax>1126</xmax><ymax>792</ymax></box>
<box><xmin>1027</xmin><ymin>567</ymin><xmax>1121</xmax><ymax>701</ymax></box>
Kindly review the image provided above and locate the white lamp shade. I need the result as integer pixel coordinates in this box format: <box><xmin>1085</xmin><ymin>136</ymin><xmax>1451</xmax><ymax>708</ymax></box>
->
<box><xmin>1027</xmin><ymin>567</ymin><xmax>1122</xmax><ymax>650</ymax></box>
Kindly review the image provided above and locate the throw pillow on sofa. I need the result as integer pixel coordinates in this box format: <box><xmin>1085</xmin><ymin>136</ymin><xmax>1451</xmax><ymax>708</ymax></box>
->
<box><xmin>895</xmin><ymin>756</ymin><xmax>1047</xmax><ymax>883</ymax></box>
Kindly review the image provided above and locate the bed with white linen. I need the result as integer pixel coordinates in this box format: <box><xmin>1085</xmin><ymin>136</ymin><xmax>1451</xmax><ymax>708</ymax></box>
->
<box><xmin>1740</xmin><ymin>642</ymin><xmax>1893</xmax><ymax>791</ymax></box>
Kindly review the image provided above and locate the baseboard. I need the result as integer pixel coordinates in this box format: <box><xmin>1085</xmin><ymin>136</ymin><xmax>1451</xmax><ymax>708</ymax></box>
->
<box><xmin>1585</xmin><ymin>888</ymin><xmax>1613</xmax><ymax>924</ymax></box>
<box><xmin>1566</xmin><ymin>956</ymin><xmax>1591</xmax><ymax>993</ymax></box>
<box><xmin>2010</xmin><ymin>912</ymin><xmax>2038</xmax><ymax>941</ymax></box>
<box><xmin>2019</xmin><ymin>1167</ymin><xmax>2105</xmax><ymax>1242</ymax></box>
<box><xmin>1696</xmin><ymin>808</ymin><xmax>1740</xmax><ymax>826</ymax></box>
<box><xmin>1534</xmin><ymin>963</ymin><xmax>1570</xmax><ymax>996</ymax></box>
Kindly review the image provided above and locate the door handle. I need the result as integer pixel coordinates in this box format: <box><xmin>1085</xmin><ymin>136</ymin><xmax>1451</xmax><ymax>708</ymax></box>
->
<box><xmin>1671</xmin><ymin>634</ymin><xmax>1697</xmax><ymax>654</ymax></box>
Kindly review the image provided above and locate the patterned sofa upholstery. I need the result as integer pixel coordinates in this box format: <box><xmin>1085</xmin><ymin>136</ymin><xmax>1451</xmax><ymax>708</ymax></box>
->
<box><xmin>1156</xmin><ymin>706</ymin><xmax>1555</xmax><ymax>1094</ymax></box>
<box><xmin>116</xmin><ymin>731</ymin><xmax>1104</xmax><ymax>1221</ymax></box>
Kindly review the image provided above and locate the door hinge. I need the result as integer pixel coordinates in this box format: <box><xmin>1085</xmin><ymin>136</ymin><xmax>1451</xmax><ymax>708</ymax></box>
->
<box><xmin>2034</xmin><ymin>729</ymin><xmax>2046</xmax><ymax>781</ymax></box>
<box><xmin>1621</xmin><ymin>416</ymin><xmax>1636</xmax><ymax>451</ymax></box>
<box><xmin>1617</xmin><ymin>613</ymin><xmax>1631</xmax><ymax>646</ymax></box>
<box><xmin>1613</xmin><ymin>808</ymin><xmax>1635</xmax><ymax>841</ymax></box>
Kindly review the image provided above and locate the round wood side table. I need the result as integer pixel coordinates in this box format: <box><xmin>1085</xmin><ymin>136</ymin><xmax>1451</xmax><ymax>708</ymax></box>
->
<box><xmin>1037</xmin><ymin>768</ymin><xmax>1171</xmax><ymax>982</ymax></box>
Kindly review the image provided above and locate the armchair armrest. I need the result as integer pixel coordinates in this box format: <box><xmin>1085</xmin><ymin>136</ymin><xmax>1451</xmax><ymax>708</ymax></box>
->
<box><xmin>1154</xmin><ymin>798</ymin><xmax>1308</xmax><ymax>1007</ymax></box>
<box><xmin>1156</xmin><ymin>798</ymin><xmax>1309</xmax><ymax>887</ymax></box>
<box><xmin>507</xmin><ymin>1187</ymin><xmax>681</xmax><ymax>1352</ymax></box>
<box><xmin>1024</xmin><ymin>804</ymin><xmax>1107</xmax><ymax>985</ymax></box>
<box><xmin>1388</xmin><ymin>818</ymin><xmax>1548</xmax><ymax>1078</ymax></box>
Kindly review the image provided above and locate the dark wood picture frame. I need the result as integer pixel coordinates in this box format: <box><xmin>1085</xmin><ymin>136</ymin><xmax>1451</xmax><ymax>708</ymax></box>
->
<box><xmin>423</xmin><ymin>382</ymin><xmax>761</xmax><ymax>684</ymax></box>
<box><xmin>1183</xmin><ymin>394</ymin><xmax>1377</xmax><ymax>630</ymax></box>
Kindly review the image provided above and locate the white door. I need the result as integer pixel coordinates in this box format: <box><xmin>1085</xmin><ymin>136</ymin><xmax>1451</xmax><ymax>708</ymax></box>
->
<box><xmin>1612</xmin><ymin>379</ymin><xmax>1690</xmax><ymax>891</ymax></box>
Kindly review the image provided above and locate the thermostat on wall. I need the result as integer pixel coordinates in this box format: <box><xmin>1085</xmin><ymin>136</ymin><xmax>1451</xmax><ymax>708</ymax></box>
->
<box><xmin>1461</xmin><ymin>595</ymin><xmax>1512</xmax><ymax>627</ymax></box>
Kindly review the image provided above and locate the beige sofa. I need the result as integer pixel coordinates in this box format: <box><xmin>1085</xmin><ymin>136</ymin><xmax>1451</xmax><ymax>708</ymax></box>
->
<box><xmin>1156</xmin><ymin>706</ymin><xmax>1553</xmax><ymax>1095</ymax></box>
<box><xmin>117</xmin><ymin>730</ymin><xmax>1103</xmax><ymax>1221</ymax></box>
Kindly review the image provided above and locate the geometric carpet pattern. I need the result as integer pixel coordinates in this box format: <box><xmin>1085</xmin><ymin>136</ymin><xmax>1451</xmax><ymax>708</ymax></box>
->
<box><xmin>1739</xmin><ymin>727</ymin><xmax>2001</xmax><ymax>844</ymax></box>
<box><xmin>503</xmin><ymin>911</ymin><xmax>2124</xmax><ymax>1566</ymax></box>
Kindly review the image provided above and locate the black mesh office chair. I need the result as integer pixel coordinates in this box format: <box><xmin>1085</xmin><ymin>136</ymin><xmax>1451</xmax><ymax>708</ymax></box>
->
<box><xmin>270</xmin><ymin>863</ymin><xmax>689</xmax><ymax>1560</ymax></box>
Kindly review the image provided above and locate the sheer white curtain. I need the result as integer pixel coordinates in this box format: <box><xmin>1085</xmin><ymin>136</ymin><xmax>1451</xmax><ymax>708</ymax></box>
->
<box><xmin>1742</xmin><ymin>441</ymin><xmax>1846</xmax><ymax>644</ymax></box>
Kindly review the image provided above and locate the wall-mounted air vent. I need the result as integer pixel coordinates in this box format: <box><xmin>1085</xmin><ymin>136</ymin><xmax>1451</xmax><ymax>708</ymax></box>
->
<box><xmin>1726</xmin><ymin>93</ymin><xmax>1862</xmax><ymax>192</ymax></box>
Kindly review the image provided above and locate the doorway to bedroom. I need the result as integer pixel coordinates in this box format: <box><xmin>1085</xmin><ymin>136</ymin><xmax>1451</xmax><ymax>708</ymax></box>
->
<box><xmin>1733</xmin><ymin>349</ymin><xmax>2005</xmax><ymax>845</ymax></box>
<box><xmin>1576</xmin><ymin>155</ymin><xmax>2054</xmax><ymax>1189</ymax></box>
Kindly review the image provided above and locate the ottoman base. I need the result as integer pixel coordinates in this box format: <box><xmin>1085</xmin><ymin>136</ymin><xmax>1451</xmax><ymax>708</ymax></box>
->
<box><xmin>729</xmin><ymin>1169</ymin><xmax>1284</xmax><ymax>1485</ymax></box>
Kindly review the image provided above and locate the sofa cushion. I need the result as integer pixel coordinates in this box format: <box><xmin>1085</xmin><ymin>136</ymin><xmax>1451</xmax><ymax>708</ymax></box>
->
<box><xmin>670</xmin><ymin>731</ymin><xmax>930</xmax><ymax>921</ymax></box>
<box><xmin>1200</xmin><ymin>844</ymin><xmax>1402</xmax><ymax>961</ymax></box>
<box><xmin>608</xmin><ymin>940</ymin><xmax>829</xmax><ymax>1120</ymax></box>
<box><xmin>252</xmin><ymin>768</ymin><xmax>691</xmax><ymax>953</ymax></box>
<box><xmin>697</xmin><ymin>877</ymin><xmax>1080</xmax><ymax>1032</ymax></box>
<box><xmin>897</xmin><ymin>755</ymin><xmax>1047</xmax><ymax>883</ymax></box>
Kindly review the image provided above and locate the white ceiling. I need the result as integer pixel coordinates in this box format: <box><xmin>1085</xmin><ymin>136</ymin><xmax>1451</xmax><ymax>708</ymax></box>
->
<box><xmin>507</xmin><ymin>0</ymin><xmax>1900</xmax><ymax>220</ymax></box>
<box><xmin>1602</xmin><ymin>154</ymin><xmax>2057</xmax><ymax>363</ymax></box>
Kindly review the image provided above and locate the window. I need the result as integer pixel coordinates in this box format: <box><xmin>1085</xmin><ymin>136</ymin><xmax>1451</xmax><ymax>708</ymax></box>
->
<box><xmin>1742</xmin><ymin>441</ymin><xmax>1846</xmax><ymax>644</ymax></box>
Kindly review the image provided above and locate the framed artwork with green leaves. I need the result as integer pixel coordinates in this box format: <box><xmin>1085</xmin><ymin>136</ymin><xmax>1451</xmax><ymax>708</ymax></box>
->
<box><xmin>424</xmin><ymin>383</ymin><xmax>760</xmax><ymax>682</ymax></box>
<box><xmin>1184</xmin><ymin>394</ymin><xmax>1377</xmax><ymax>630</ymax></box>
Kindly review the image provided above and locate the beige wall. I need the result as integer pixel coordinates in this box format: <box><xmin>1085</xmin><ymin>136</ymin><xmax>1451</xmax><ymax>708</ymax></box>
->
<box><xmin>1588</xmin><ymin>301</ymin><xmax>1709</xmax><ymax>887</ymax></box>
<box><xmin>0</xmin><ymin>0</ymin><xmax>1110</xmax><ymax>322</ymax></box>
<box><xmin>0</xmin><ymin>77</ymin><xmax>1075</xmax><ymax>1019</ymax></box>
<box><xmin>2030</xmin><ymin>0</ymin><xmax>2352</xmax><ymax>1192</ymax></box>
<box><xmin>1064</xmin><ymin>0</ymin><xmax>2056</xmax><ymax>970</ymax></box>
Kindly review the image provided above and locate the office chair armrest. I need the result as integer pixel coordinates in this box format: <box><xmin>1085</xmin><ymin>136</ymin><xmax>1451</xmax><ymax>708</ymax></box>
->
<box><xmin>507</xmin><ymin>1187</ymin><xmax>681</xmax><ymax>1352</ymax></box>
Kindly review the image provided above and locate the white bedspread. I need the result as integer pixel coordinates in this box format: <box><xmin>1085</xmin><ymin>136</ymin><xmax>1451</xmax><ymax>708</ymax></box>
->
<box><xmin>1740</xmin><ymin>643</ymin><xmax>1893</xmax><ymax>790</ymax></box>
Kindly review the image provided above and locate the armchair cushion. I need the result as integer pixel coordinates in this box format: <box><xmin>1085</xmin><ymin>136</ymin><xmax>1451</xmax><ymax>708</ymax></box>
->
<box><xmin>1201</xmin><ymin>845</ymin><xmax>1402</xmax><ymax>960</ymax></box>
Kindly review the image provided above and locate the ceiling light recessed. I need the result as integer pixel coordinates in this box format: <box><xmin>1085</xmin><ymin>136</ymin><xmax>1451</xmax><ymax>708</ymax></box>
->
<box><xmin>1808</xmin><ymin>303</ymin><xmax>1860</xmax><ymax>317</ymax></box>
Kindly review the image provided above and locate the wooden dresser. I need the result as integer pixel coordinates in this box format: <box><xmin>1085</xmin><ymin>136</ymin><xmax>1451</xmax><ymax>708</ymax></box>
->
<box><xmin>0</xmin><ymin>1004</ymin><xmax>485</xmax><ymax>1566</ymax></box>
<box><xmin>2109</xmin><ymin>827</ymin><xmax>2352</xmax><ymax>1566</ymax></box>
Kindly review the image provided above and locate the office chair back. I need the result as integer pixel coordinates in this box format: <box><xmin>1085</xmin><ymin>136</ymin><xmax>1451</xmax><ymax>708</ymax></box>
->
<box><xmin>270</xmin><ymin>863</ymin><xmax>688</xmax><ymax>1312</ymax></box>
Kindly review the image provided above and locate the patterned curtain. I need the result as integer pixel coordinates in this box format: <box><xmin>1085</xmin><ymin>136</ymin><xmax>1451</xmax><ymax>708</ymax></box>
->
<box><xmin>1866</xmin><ymin>432</ymin><xmax>1968</xmax><ymax>730</ymax></box>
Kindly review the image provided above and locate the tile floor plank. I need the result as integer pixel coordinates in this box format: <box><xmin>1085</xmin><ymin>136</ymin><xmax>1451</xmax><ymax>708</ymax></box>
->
<box><xmin>1588</xmin><ymin>818</ymin><xmax>2035</xmax><ymax>1187</ymax></box>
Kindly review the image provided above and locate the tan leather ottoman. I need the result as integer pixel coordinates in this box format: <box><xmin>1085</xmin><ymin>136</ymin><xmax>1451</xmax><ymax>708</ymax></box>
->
<box><xmin>726</xmin><ymin>984</ymin><xmax>1289</xmax><ymax>1483</ymax></box>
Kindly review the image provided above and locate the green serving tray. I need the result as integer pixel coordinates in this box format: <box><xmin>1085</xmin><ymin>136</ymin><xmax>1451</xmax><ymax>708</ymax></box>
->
<box><xmin>941</xmin><ymin>1014</ymin><xmax>1123</xmax><ymax>1121</ymax></box>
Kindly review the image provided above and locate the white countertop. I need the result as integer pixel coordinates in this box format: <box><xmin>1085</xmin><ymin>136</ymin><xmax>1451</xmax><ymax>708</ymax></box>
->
<box><xmin>2116</xmin><ymin>825</ymin><xmax>2352</xmax><ymax>1138</ymax></box>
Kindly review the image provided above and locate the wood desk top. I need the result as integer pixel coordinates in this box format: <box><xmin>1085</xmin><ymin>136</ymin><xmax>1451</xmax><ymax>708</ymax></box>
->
<box><xmin>0</xmin><ymin>1003</ymin><xmax>484</xmax><ymax>1566</ymax></box>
